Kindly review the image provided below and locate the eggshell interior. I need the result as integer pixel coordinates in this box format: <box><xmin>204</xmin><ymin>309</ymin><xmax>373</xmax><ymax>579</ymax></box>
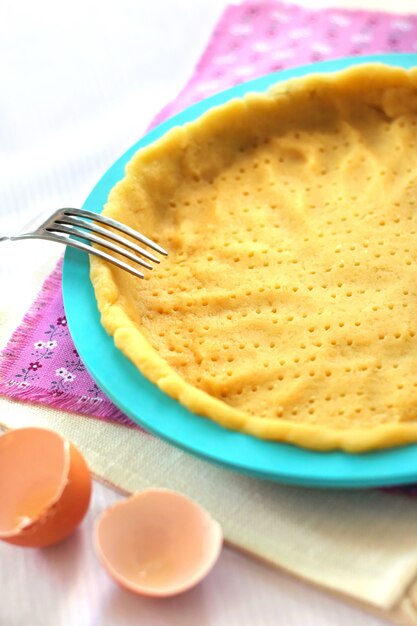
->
<box><xmin>95</xmin><ymin>489</ymin><xmax>222</xmax><ymax>596</ymax></box>
<box><xmin>0</xmin><ymin>427</ymin><xmax>91</xmax><ymax>547</ymax></box>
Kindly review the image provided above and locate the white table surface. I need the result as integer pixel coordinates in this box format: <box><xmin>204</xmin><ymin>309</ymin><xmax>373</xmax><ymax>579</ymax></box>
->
<box><xmin>0</xmin><ymin>1</ymin><xmax>410</xmax><ymax>624</ymax></box>
<box><xmin>0</xmin><ymin>479</ymin><xmax>390</xmax><ymax>626</ymax></box>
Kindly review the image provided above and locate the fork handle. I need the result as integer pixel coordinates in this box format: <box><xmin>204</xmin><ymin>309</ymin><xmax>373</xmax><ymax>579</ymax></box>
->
<box><xmin>0</xmin><ymin>237</ymin><xmax>9</xmax><ymax>242</ymax></box>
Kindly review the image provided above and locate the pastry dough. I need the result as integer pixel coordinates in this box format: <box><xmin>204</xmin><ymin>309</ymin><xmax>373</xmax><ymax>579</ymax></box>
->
<box><xmin>91</xmin><ymin>64</ymin><xmax>417</xmax><ymax>452</ymax></box>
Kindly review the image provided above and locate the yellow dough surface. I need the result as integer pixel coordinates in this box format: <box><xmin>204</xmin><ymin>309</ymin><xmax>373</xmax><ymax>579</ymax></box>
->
<box><xmin>91</xmin><ymin>64</ymin><xmax>417</xmax><ymax>452</ymax></box>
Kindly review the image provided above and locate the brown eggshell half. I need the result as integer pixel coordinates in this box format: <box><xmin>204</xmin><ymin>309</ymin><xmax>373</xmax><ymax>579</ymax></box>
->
<box><xmin>95</xmin><ymin>488</ymin><xmax>223</xmax><ymax>597</ymax></box>
<box><xmin>0</xmin><ymin>427</ymin><xmax>92</xmax><ymax>547</ymax></box>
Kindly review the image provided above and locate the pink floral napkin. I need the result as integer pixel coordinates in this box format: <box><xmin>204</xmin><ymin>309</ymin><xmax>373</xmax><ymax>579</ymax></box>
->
<box><xmin>0</xmin><ymin>259</ymin><xmax>132</xmax><ymax>424</ymax></box>
<box><xmin>1</xmin><ymin>0</ymin><xmax>417</xmax><ymax>425</ymax></box>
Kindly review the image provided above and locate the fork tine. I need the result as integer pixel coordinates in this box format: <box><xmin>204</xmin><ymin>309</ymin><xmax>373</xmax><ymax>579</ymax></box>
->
<box><xmin>62</xmin><ymin>208</ymin><xmax>168</xmax><ymax>256</ymax></box>
<box><xmin>55</xmin><ymin>214</ymin><xmax>161</xmax><ymax>263</ymax></box>
<box><xmin>46</xmin><ymin>223</ymin><xmax>154</xmax><ymax>270</ymax></box>
<box><xmin>20</xmin><ymin>232</ymin><xmax>145</xmax><ymax>279</ymax></box>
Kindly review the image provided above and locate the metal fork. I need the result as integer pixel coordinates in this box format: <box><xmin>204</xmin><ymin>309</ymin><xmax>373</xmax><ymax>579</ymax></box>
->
<box><xmin>0</xmin><ymin>208</ymin><xmax>168</xmax><ymax>278</ymax></box>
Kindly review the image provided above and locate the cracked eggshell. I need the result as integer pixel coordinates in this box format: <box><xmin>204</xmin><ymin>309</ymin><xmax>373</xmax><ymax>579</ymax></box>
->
<box><xmin>0</xmin><ymin>427</ymin><xmax>92</xmax><ymax>547</ymax></box>
<box><xmin>94</xmin><ymin>488</ymin><xmax>223</xmax><ymax>597</ymax></box>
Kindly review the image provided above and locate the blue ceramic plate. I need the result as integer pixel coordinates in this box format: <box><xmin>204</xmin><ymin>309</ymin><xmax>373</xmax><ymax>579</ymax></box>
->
<box><xmin>63</xmin><ymin>54</ymin><xmax>417</xmax><ymax>488</ymax></box>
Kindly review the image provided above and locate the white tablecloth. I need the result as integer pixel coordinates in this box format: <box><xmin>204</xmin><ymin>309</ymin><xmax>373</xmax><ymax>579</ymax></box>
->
<box><xmin>1</xmin><ymin>1</ymin><xmax>413</xmax><ymax>624</ymax></box>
